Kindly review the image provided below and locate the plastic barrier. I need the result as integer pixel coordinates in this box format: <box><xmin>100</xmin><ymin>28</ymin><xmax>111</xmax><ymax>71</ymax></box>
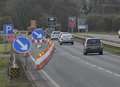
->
<box><xmin>33</xmin><ymin>39</ymin><xmax>55</xmax><ymax>70</ymax></box>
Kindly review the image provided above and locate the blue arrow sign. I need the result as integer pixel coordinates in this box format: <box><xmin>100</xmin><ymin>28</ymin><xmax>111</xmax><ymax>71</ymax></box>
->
<box><xmin>13</xmin><ymin>36</ymin><xmax>31</xmax><ymax>53</ymax></box>
<box><xmin>3</xmin><ymin>24</ymin><xmax>14</xmax><ymax>35</ymax></box>
<box><xmin>32</xmin><ymin>28</ymin><xmax>45</xmax><ymax>40</ymax></box>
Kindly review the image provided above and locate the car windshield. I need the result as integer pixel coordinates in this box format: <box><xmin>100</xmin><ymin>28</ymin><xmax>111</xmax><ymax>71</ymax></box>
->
<box><xmin>62</xmin><ymin>34</ymin><xmax>72</xmax><ymax>37</ymax></box>
<box><xmin>53</xmin><ymin>31</ymin><xmax>60</xmax><ymax>34</ymax></box>
<box><xmin>62</xmin><ymin>32</ymin><xmax>69</xmax><ymax>34</ymax></box>
<box><xmin>87</xmin><ymin>39</ymin><xmax>101</xmax><ymax>44</ymax></box>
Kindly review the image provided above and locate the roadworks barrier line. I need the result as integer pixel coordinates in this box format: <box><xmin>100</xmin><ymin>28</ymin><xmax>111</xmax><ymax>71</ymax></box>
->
<box><xmin>35</xmin><ymin>39</ymin><xmax>55</xmax><ymax>70</ymax></box>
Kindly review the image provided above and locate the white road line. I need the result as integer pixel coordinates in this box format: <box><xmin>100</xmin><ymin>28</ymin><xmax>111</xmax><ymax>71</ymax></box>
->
<box><xmin>83</xmin><ymin>60</ymin><xmax>120</xmax><ymax>78</ymax></box>
<box><xmin>41</xmin><ymin>70</ymin><xmax>61</xmax><ymax>87</ymax></box>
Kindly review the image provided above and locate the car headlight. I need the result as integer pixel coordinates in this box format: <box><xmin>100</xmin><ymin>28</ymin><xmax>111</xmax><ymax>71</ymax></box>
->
<box><xmin>118</xmin><ymin>30</ymin><xmax>120</xmax><ymax>35</ymax></box>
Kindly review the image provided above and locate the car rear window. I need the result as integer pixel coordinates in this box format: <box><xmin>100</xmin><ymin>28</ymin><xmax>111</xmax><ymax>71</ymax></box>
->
<box><xmin>62</xmin><ymin>34</ymin><xmax>72</xmax><ymax>38</ymax></box>
<box><xmin>53</xmin><ymin>31</ymin><xmax>60</xmax><ymax>34</ymax></box>
<box><xmin>87</xmin><ymin>39</ymin><xmax>101</xmax><ymax>44</ymax></box>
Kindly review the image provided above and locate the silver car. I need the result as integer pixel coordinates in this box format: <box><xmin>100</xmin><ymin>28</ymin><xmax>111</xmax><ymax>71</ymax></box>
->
<box><xmin>83</xmin><ymin>38</ymin><xmax>103</xmax><ymax>55</ymax></box>
<box><xmin>58</xmin><ymin>32</ymin><xmax>74</xmax><ymax>45</ymax></box>
<box><xmin>118</xmin><ymin>30</ymin><xmax>120</xmax><ymax>38</ymax></box>
<box><xmin>51</xmin><ymin>31</ymin><xmax>60</xmax><ymax>40</ymax></box>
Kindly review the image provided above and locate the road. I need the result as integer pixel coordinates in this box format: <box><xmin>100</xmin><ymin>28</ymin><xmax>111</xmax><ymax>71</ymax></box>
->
<box><xmin>41</xmin><ymin>41</ymin><xmax>120</xmax><ymax>87</ymax></box>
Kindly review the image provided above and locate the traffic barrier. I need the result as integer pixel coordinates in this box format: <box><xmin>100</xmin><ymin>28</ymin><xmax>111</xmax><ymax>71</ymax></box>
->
<box><xmin>36</xmin><ymin>45</ymin><xmax>55</xmax><ymax>70</ymax></box>
<box><xmin>35</xmin><ymin>40</ymin><xmax>55</xmax><ymax>70</ymax></box>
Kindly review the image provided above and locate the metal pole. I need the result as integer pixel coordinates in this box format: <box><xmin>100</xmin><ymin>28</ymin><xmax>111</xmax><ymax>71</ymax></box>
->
<box><xmin>72</xmin><ymin>28</ymin><xmax>74</xmax><ymax>33</ymax></box>
<box><xmin>25</xmin><ymin>53</ymin><xmax>28</xmax><ymax>70</ymax></box>
<box><xmin>4</xmin><ymin>34</ymin><xmax>7</xmax><ymax>52</ymax></box>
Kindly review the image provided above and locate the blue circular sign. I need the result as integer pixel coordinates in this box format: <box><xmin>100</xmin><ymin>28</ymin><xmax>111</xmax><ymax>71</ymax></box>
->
<box><xmin>32</xmin><ymin>28</ymin><xmax>45</xmax><ymax>40</ymax></box>
<box><xmin>13</xmin><ymin>36</ymin><xmax>31</xmax><ymax>53</ymax></box>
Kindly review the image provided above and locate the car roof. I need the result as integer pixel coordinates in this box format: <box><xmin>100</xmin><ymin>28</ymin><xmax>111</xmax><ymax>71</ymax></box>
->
<box><xmin>52</xmin><ymin>31</ymin><xmax>61</xmax><ymax>34</ymax></box>
<box><xmin>61</xmin><ymin>32</ymin><xmax>71</xmax><ymax>34</ymax></box>
<box><xmin>52</xmin><ymin>31</ymin><xmax>60</xmax><ymax>32</ymax></box>
<box><xmin>86</xmin><ymin>38</ymin><xmax>101</xmax><ymax>41</ymax></box>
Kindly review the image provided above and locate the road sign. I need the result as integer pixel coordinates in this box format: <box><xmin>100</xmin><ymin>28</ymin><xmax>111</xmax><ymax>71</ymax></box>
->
<box><xmin>13</xmin><ymin>36</ymin><xmax>31</xmax><ymax>53</ymax></box>
<box><xmin>68</xmin><ymin>17</ymin><xmax>76</xmax><ymax>29</ymax></box>
<box><xmin>3</xmin><ymin>24</ymin><xmax>14</xmax><ymax>35</ymax></box>
<box><xmin>32</xmin><ymin>28</ymin><xmax>44</xmax><ymax>40</ymax></box>
<box><xmin>77</xmin><ymin>18</ymin><xmax>88</xmax><ymax>32</ymax></box>
<box><xmin>48</xmin><ymin>17</ymin><xmax>57</xmax><ymax>32</ymax></box>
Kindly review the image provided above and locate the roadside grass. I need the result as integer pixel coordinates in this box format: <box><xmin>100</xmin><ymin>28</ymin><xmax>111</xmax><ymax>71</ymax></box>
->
<box><xmin>80</xmin><ymin>32</ymin><xmax>116</xmax><ymax>34</ymax></box>
<box><xmin>0</xmin><ymin>58</ymin><xmax>9</xmax><ymax>87</ymax></box>
<box><xmin>0</xmin><ymin>58</ymin><xmax>8</xmax><ymax>69</ymax></box>
<box><xmin>103</xmin><ymin>44</ymin><xmax>120</xmax><ymax>55</ymax></box>
<box><xmin>0</xmin><ymin>73</ymin><xmax>8</xmax><ymax>87</ymax></box>
<box><xmin>0</xmin><ymin>43</ymin><xmax>11</xmax><ymax>53</ymax></box>
<box><xmin>74</xmin><ymin>32</ymin><xmax>117</xmax><ymax>35</ymax></box>
<box><xmin>0</xmin><ymin>58</ymin><xmax>32</xmax><ymax>87</ymax></box>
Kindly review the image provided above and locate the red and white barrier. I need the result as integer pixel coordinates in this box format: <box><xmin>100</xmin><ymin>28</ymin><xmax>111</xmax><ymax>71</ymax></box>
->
<box><xmin>34</xmin><ymin>40</ymin><xmax>55</xmax><ymax>70</ymax></box>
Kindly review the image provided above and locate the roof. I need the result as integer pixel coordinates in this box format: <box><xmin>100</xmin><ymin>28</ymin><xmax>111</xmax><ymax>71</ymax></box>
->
<box><xmin>85</xmin><ymin>37</ymin><xmax>101</xmax><ymax>40</ymax></box>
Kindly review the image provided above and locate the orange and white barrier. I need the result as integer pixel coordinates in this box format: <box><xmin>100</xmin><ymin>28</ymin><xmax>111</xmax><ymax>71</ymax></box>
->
<box><xmin>34</xmin><ymin>40</ymin><xmax>55</xmax><ymax>70</ymax></box>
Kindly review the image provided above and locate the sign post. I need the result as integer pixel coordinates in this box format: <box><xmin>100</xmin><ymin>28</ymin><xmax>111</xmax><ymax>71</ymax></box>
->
<box><xmin>68</xmin><ymin>17</ymin><xmax>76</xmax><ymax>33</ymax></box>
<box><xmin>77</xmin><ymin>18</ymin><xmax>88</xmax><ymax>32</ymax></box>
<box><xmin>32</xmin><ymin>28</ymin><xmax>45</xmax><ymax>48</ymax></box>
<box><xmin>48</xmin><ymin>17</ymin><xmax>57</xmax><ymax>33</ymax></box>
<box><xmin>13</xmin><ymin>36</ymin><xmax>32</xmax><ymax>70</ymax></box>
<box><xmin>3</xmin><ymin>24</ymin><xmax>14</xmax><ymax>52</ymax></box>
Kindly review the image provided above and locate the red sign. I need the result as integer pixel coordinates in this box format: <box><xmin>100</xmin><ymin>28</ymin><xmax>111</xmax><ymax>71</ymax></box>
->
<box><xmin>68</xmin><ymin>17</ymin><xmax>76</xmax><ymax>29</ymax></box>
<box><xmin>7</xmin><ymin>34</ymin><xmax>16</xmax><ymax>42</ymax></box>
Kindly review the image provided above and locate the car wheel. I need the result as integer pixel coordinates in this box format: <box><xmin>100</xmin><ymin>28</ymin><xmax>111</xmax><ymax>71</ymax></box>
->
<box><xmin>83</xmin><ymin>51</ymin><xmax>87</xmax><ymax>55</ymax></box>
<box><xmin>60</xmin><ymin>43</ymin><xmax>62</xmax><ymax>45</ymax></box>
<box><xmin>71</xmin><ymin>42</ymin><xmax>74</xmax><ymax>45</ymax></box>
<box><xmin>99</xmin><ymin>51</ymin><xmax>103</xmax><ymax>55</ymax></box>
<box><xmin>84</xmin><ymin>52</ymin><xmax>87</xmax><ymax>55</ymax></box>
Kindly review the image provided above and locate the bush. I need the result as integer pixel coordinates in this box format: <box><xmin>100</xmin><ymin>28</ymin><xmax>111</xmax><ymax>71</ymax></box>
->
<box><xmin>87</xmin><ymin>15</ymin><xmax>120</xmax><ymax>32</ymax></box>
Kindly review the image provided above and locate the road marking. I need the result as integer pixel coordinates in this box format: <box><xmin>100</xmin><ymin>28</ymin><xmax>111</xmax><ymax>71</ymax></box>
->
<box><xmin>41</xmin><ymin>70</ymin><xmax>61</xmax><ymax>87</ymax></box>
<box><xmin>58</xmin><ymin>42</ymin><xmax>120</xmax><ymax>78</ymax></box>
<box><xmin>83</xmin><ymin>60</ymin><xmax>120</xmax><ymax>78</ymax></box>
<box><xmin>28</xmin><ymin>71</ymin><xmax>36</xmax><ymax>81</ymax></box>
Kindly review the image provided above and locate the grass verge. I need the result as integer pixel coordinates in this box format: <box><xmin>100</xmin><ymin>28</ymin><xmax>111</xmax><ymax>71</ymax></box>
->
<box><xmin>0</xmin><ymin>58</ymin><xmax>9</xmax><ymax>87</ymax></box>
<box><xmin>103</xmin><ymin>44</ymin><xmax>120</xmax><ymax>55</ymax></box>
<box><xmin>74</xmin><ymin>32</ymin><xmax>117</xmax><ymax>35</ymax></box>
<box><xmin>0</xmin><ymin>43</ymin><xmax>11</xmax><ymax>53</ymax></box>
<box><xmin>0</xmin><ymin>58</ymin><xmax>32</xmax><ymax>87</ymax></box>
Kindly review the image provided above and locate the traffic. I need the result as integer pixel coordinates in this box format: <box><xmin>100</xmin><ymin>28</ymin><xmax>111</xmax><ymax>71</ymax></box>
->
<box><xmin>0</xmin><ymin>0</ymin><xmax>120</xmax><ymax>87</ymax></box>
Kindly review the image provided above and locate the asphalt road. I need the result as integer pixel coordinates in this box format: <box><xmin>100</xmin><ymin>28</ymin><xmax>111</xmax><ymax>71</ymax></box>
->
<box><xmin>42</xmin><ymin>41</ymin><xmax>120</xmax><ymax>87</ymax></box>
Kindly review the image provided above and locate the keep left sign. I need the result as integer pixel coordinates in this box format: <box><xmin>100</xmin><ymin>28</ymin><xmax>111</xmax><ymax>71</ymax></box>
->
<box><xmin>13</xmin><ymin>36</ymin><xmax>31</xmax><ymax>53</ymax></box>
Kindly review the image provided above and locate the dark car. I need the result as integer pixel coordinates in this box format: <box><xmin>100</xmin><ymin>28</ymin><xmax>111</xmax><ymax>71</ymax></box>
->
<box><xmin>83</xmin><ymin>38</ymin><xmax>103</xmax><ymax>55</ymax></box>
